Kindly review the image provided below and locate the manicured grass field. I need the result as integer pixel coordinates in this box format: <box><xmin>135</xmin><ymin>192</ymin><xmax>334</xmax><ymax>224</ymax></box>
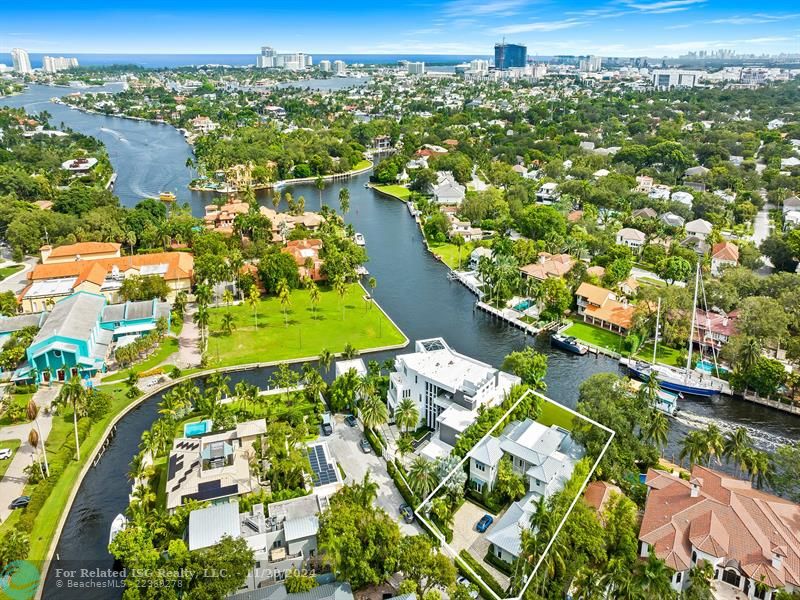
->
<box><xmin>635</xmin><ymin>342</ymin><xmax>683</xmax><ymax>367</ymax></box>
<box><xmin>352</xmin><ymin>159</ymin><xmax>372</xmax><ymax>171</ymax></box>
<box><xmin>101</xmin><ymin>337</ymin><xmax>180</xmax><ymax>383</ymax></box>
<box><xmin>6</xmin><ymin>383</ymin><xmax>140</xmax><ymax>560</ymax></box>
<box><xmin>205</xmin><ymin>284</ymin><xmax>406</xmax><ymax>367</ymax></box>
<box><xmin>374</xmin><ymin>185</ymin><xmax>411</xmax><ymax>201</ymax></box>
<box><xmin>561</xmin><ymin>321</ymin><xmax>625</xmax><ymax>352</ymax></box>
<box><xmin>0</xmin><ymin>391</ymin><xmax>33</xmax><ymax>426</ymax></box>
<box><xmin>0</xmin><ymin>264</ymin><xmax>23</xmax><ymax>280</ymax></box>
<box><xmin>636</xmin><ymin>276</ymin><xmax>667</xmax><ymax>288</ymax></box>
<box><xmin>0</xmin><ymin>439</ymin><xmax>21</xmax><ymax>480</ymax></box>
<box><xmin>428</xmin><ymin>241</ymin><xmax>475</xmax><ymax>270</ymax></box>
<box><xmin>538</xmin><ymin>401</ymin><xmax>575</xmax><ymax>431</ymax></box>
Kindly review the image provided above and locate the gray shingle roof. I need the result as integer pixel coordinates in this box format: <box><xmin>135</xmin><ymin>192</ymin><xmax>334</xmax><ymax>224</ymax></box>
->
<box><xmin>31</xmin><ymin>292</ymin><xmax>105</xmax><ymax>346</ymax></box>
<box><xmin>0</xmin><ymin>312</ymin><xmax>46</xmax><ymax>334</ymax></box>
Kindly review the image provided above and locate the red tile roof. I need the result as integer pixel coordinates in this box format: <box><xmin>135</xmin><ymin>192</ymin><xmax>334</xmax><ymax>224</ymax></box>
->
<box><xmin>45</xmin><ymin>241</ymin><xmax>121</xmax><ymax>259</ymax></box>
<box><xmin>639</xmin><ymin>466</ymin><xmax>800</xmax><ymax>586</ymax></box>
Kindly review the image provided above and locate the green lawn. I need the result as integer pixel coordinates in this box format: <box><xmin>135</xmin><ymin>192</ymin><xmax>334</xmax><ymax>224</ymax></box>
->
<box><xmin>636</xmin><ymin>276</ymin><xmax>666</xmax><ymax>288</ymax></box>
<box><xmin>635</xmin><ymin>342</ymin><xmax>683</xmax><ymax>367</ymax></box>
<box><xmin>4</xmin><ymin>383</ymin><xmax>139</xmax><ymax>560</ymax></box>
<box><xmin>352</xmin><ymin>159</ymin><xmax>372</xmax><ymax>171</ymax></box>
<box><xmin>561</xmin><ymin>321</ymin><xmax>625</xmax><ymax>352</ymax></box>
<box><xmin>0</xmin><ymin>391</ymin><xmax>34</xmax><ymax>426</ymax></box>
<box><xmin>101</xmin><ymin>337</ymin><xmax>180</xmax><ymax>383</ymax></box>
<box><xmin>0</xmin><ymin>439</ymin><xmax>21</xmax><ymax>480</ymax></box>
<box><xmin>0</xmin><ymin>264</ymin><xmax>23</xmax><ymax>280</ymax></box>
<box><xmin>205</xmin><ymin>284</ymin><xmax>406</xmax><ymax>367</ymax></box>
<box><xmin>428</xmin><ymin>241</ymin><xmax>475</xmax><ymax>270</ymax></box>
<box><xmin>374</xmin><ymin>185</ymin><xmax>411</xmax><ymax>201</ymax></box>
<box><xmin>538</xmin><ymin>401</ymin><xmax>575</xmax><ymax>431</ymax></box>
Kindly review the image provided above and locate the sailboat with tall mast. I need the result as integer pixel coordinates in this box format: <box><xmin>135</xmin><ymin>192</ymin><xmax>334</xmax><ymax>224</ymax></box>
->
<box><xmin>625</xmin><ymin>263</ymin><xmax>723</xmax><ymax>398</ymax></box>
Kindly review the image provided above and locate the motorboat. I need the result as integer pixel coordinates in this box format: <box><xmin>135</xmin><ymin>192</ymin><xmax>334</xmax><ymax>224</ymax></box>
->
<box><xmin>109</xmin><ymin>513</ymin><xmax>128</xmax><ymax>547</ymax></box>
<box><xmin>354</xmin><ymin>233</ymin><xmax>366</xmax><ymax>246</ymax></box>
<box><xmin>550</xmin><ymin>333</ymin><xmax>588</xmax><ymax>355</ymax></box>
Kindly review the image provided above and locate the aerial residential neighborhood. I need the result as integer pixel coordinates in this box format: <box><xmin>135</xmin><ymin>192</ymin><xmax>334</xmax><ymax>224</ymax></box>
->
<box><xmin>1</xmin><ymin>5</ymin><xmax>800</xmax><ymax>600</ymax></box>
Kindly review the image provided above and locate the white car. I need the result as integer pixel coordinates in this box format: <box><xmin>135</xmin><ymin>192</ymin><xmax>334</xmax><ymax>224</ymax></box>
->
<box><xmin>0</xmin><ymin>448</ymin><xmax>12</xmax><ymax>460</ymax></box>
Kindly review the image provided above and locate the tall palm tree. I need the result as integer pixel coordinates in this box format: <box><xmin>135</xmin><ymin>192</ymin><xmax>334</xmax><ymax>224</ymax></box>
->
<box><xmin>318</xmin><ymin>348</ymin><xmax>333</xmax><ymax>374</ymax></box>
<box><xmin>742</xmin><ymin>448</ymin><xmax>773</xmax><ymax>489</ymax></box>
<box><xmin>308</xmin><ymin>281</ymin><xmax>320</xmax><ymax>320</ymax></box>
<box><xmin>394</xmin><ymin>397</ymin><xmax>420</xmax><ymax>434</ymax></box>
<box><xmin>277</xmin><ymin>278</ymin><xmax>291</xmax><ymax>327</ymax></box>
<box><xmin>194</xmin><ymin>304</ymin><xmax>209</xmax><ymax>350</ymax></box>
<box><xmin>338</xmin><ymin>188</ymin><xmax>350</xmax><ymax>215</ymax></box>
<box><xmin>738</xmin><ymin>336</ymin><xmax>762</xmax><ymax>372</ymax></box>
<box><xmin>334</xmin><ymin>277</ymin><xmax>347</xmax><ymax>320</ymax></box>
<box><xmin>643</xmin><ymin>409</ymin><xmax>670</xmax><ymax>450</ymax></box>
<box><xmin>248</xmin><ymin>284</ymin><xmax>260</xmax><ymax>329</ymax></box>
<box><xmin>28</xmin><ymin>429</ymin><xmax>45</xmax><ymax>479</ymax></box>
<box><xmin>702</xmin><ymin>424</ymin><xmax>725</xmax><ymax>465</ymax></box>
<box><xmin>26</xmin><ymin>400</ymin><xmax>49</xmax><ymax>477</ymax></box>
<box><xmin>315</xmin><ymin>175</ymin><xmax>325</xmax><ymax>207</ymax></box>
<box><xmin>359</xmin><ymin>394</ymin><xmax>388</xmax><ymax>431</ymax></box>
<box><xmin>57</xmin><ymin>377</ymin><xmax>86</xmax><ymax>461</ymax></box>
<box><xmin>355</xmin><ymin>472</ymin><xmax>379</xmax><ymax>508</ymax></box>
<box><xmin>407</xmin><ymin>456</ymin><xmax>437</xmax><ymax>498</ymax></box>
<box><xmin>679</xmin><ymin>430</ymin><xmax>710</xmax><ymax>468</ymax></box>
<box><xmin>723</xmin><ymin>427</ymin><xmax>753</xmax><ymax>477</ymax></box>
<box><xmin>633</xmin><ymin>551</ymin><xmax>675</xmax><ymax>599</ymax></box>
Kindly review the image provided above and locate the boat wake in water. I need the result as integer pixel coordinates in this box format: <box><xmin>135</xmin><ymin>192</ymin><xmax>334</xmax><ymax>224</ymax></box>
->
<box><xmin>674</xmin><ymin>409</ymin><xmax>794</xmax><ymax>452</ymax></box>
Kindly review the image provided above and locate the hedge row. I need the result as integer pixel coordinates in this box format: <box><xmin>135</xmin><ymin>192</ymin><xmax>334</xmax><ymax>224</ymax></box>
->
<box><xmin>484</xmin><ymin>549</ymin><xmax>514</xmax><ymax>576</ymax></box>
<box><xmin>457</xmin><ymin>550</ymin><xmax>507</xmax><ymax>599</ymax></box>
<box><xmin>364</xmin><ymin>427</ymin><xmax>383</xmax><ymax>457</ymax></box>
<box><xmin>386</xmin><ymin>460</ymin><xmax>420</xmax><ymax>508</ymax></box>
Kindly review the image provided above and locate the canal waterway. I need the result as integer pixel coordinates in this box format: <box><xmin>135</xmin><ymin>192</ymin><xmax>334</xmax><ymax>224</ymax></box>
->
<box><xmin>4</xmin><ymin>85</ymin><xmax>800</xmax><ymax>599</ymax></box>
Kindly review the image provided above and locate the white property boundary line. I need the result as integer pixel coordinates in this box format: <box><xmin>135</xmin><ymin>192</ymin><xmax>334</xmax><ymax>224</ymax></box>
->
<box><xmin>414</xmin><ymin>389</ymin><xmax>615</xmax><ymax>600</ymax></box>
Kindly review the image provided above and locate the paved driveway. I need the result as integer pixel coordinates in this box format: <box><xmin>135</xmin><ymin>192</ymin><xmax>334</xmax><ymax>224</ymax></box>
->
<box><xmin>451</xmin><ymin>500</ymin><xmax>492</xmax><ymax>553</ymax></box>
<box><xmin>325</xmin><ymin>414</ymin><xmax>421</xmax><ymax>536</ymax></box>
<box><xmin>0</xmin><ymin>256</ymin><xmax>37</xmax><ymax>294</ymax></box>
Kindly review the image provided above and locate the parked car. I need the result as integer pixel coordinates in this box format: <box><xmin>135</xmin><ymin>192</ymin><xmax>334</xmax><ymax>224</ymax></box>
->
<box><xmin>399</xmin><ymin>503</ymin><xmax>414</xmax><ymax>523</ymax></box>
<box><xmin>344</xmin><ymin>415</ymin><xmax>358</xmax><ymax>427</ymax></box>
<box><xmin>359</xmin><ymin>438</ymin><xmax>372</xmax><ymax>453</ymax></box>
<box><xmin>456</xmin><ymin>577</ymin><xmax>479</xmax><ymax>599</ymax></box>
<box><xmin>321</xmin><ymin>412</ymin><xmax>333</xmax><ymax>436</ymax></box>
<box><xmin>476</xmin><ymin>514</ymin><xmax>493</xmax><ymax>532</ymax></box>
<box><xmin>0</xmin><ymin>448</ymin><xmax>12</xmax><ymax>460</ymax></box>
<box><xmin>10</xmin><ymin>496</ymin><xmax>30</xmax><ymax>509</ymax></box>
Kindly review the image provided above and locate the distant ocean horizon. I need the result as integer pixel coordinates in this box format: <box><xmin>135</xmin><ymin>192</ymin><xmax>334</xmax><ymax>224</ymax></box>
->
<box><xmin>0</xmin><ymin>53</ymin><xmax>493</xmax><ymax>69</ymax></box>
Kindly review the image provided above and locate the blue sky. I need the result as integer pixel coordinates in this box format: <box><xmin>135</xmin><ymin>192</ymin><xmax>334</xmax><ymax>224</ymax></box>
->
<box><xmin>1</xmin><ymin>0</ymin><xmax>799</xmax><ymax>57</ymax></box>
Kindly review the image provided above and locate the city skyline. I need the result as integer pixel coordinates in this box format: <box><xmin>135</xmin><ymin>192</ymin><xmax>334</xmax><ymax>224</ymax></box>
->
<box><xmin>2</xmin><ymin>0</ymin><xmax>800</xmax><ymax>58</ymax></box>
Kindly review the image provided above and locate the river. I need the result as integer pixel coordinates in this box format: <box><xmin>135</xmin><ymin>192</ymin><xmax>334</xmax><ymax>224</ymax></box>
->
<box><xmin>3</xmin><ymin>85</ymin><xmax>800</xmax><ymax>599</ymax></box>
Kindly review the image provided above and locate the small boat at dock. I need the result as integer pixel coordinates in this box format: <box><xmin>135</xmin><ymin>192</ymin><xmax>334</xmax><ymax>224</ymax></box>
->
<box><xmin>354</xmin><ymin>233</ymin><xmax>366</xmax><ymax>246</ymax></box>
<box><xmin>109</xmin><ymin>513</ymin><xmax>128</xmax><ymax>547</ymax></box>
<box><xmin>550</xmin><ymin>333</ymin><xmax>588</xmax><ymax>355</ymax></box>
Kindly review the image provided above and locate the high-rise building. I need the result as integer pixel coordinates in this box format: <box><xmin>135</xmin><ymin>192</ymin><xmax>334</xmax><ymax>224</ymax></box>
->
<box><xmin>494</xmin><ymin>42</ymin><xmax>526</xmax><ymax>70</ymax></box>
<box><xmin>651</xmin><ymin>69</ymin><xmax>699</xmax><ymax>90</ymax></box>
<box><xmin>256</xmin><ymin>45</ymin><xmax>310</xmax><ymax>70</ymax></box>
<box><xmin>333</xmin><ymin>60</ymin><xmax>346</xmax><ymax>75</ymax></box>
<box><xmin>11</xmin><ymin>48</ymin><xmax>32</xmax><ymax>74</ymax></box>
<box><xmin>470</xmin><ymin>59</ymin><xmax>489</xmax><ymax>73</ymax></box>
<box><xmin>579</xmin><ymin>55</ymin><xmax>602</xmax><ymax>73</ymax></box>
<box><xmin>407</xmin><ymin>61</ymin><xmax>425</xmax><ymax>75</ymax></box>
<box><xmin>42</xmin><ymin>56</ymin><xmax>79</xmax><ymax>73</ymax></box>
<box><xmin>318</xmin><ymin>60</ymin><xmax>331</xmax><ymax>72</ymax></box>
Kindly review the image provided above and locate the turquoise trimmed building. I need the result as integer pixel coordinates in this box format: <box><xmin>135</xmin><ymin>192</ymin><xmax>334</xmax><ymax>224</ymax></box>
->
<box><xmin>16</xmin><ymin>292</ymin><xmax>170</xmax><ymax>384</ymax></box>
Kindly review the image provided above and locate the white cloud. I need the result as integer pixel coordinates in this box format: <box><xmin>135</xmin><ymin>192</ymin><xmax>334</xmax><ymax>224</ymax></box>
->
<box><xmin>492</xmin><ymin>19</ymin><xmax>585</xmax><ymax>34</ymax></box>
<box><xmin>625</xmin><ymin>0</ymin><xmax>704</xmax><ymax>13</ymax></box>
<box><xmin>710</xmin><ymin>13</ymin><xmax>800</xmax><ymax>25</ymax></box>
<box><xmin>441</xmin><ymin>0</ymin><xmax>530</xmax><ymax>17</ymax></box>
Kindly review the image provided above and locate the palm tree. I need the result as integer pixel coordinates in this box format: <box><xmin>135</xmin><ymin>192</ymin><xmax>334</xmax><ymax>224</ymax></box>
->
<box><xmin>194</xmin><ymin>304</ymin><xmax>209</xmax><ymax>349</ymax></box>
<box><xmin>738</xmin><ymin>336</ymin><xmax>762</xmax><ymax>372</ymax></box>
<box><xmin>359</xmin><ymin>394</ymin><xmax>388</xmax><ymax>431</ymax></box>
<box><xmin>315</xmin><ymin>175</ymin><xmax>325</xmax><ymax>207</ymax></box>
<box><xmin>355</xmin><ymin>472</ymin><xmax>379</xmax><ymax>507</ymax></box>
<box><xmin>643</xmin><ymin>409</ymin><xmax>670</xmax><ymax>450</ymax></box>
<box><xmin>408</xmin><ymin>456</ymin><xmax>437</xmax><ymax>498</ymax></box>
<box><xmin>57</xmin><ymin>377</ymin><xmax>86</xmax><ymax>461</ymax></box>
<box><xmin>277</xmin><ymin>277</ymin><xmax>291</xmax><ymax>327</ymax></box>
<box><xmin>679</xmin><ymin>430</ymin><xmax>710</xmax><ymax>468</ymax></box>
<box><xmin>28</xmin><ymin>429</ymin><xmax>45</xmax><ymax>479</ymax></box>
<box><xmin>308</xmin><ymin>281</ymin><xmax>320</xmax><ymax>320</ymax></box>
<box><xmin>26</xmin><ymin>400</ymin><xmax>49</xmax><ymax>477</ymax></box>
<box><xmin>394</xmin><ymin>397</ymin><xmax>420</xmax><ymax>434</ymax></box>
<box><xmin>633</xmin><ymin>551</ymin><xmax>675</xmax><ymax>599</ymax></box>
<box><xmin>334</xmin><ymin>277</ymin><xmax>347</xmax><ymax>321</ymax></box>
<box><xmin>397</xmin><ymin>435</ymin><xmax>413</xmax><ymax>459</ymax></box>
<box><xmin>245</xmin><ymin>284</ymin><xmax>261</xmax><ymax>331</ymax></box>
<box><xmin>318</xmin><ymin>348</ymin><xmax>333</xmax><ymax>374</ymax></box>
<box><xmin>743</xmin><ymin>448</ymin><xmax>773</xmax><ymax>489</ymax></box>
<box><xmin>220</xmin><ymin>312</ymin><xmax>236</xmax><ymax>336</ymax></box>
<box><xmin>702</xmin><ymin>424</ymin><xmax>725</xmax><ymax>465</ymax></box>
<box><xmin>723</xmin><ymin>427</ymin><xmax>753</xmax><ymax>477</ymax></box>
<box><xmin>338</xmin><ymin>188</ymin><xmax>350</xmax><ymax>215</ymax></box>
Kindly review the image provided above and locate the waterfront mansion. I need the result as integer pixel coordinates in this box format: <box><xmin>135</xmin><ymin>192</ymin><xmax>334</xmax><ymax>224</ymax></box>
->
<box><xmin>387</xmin><ymin>338</ymin><xmax>520</xmax><ymax>459</ymax></box>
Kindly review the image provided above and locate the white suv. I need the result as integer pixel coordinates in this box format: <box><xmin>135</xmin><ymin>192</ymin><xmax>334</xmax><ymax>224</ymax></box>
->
<box><xmin>0</xmin><ymin>448</ymin><xmax>13</xmax><ymax>460</ymax></box>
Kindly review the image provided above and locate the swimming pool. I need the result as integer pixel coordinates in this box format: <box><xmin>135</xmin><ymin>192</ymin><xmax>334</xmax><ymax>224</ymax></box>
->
<box><xmin>184</xmin><ymin>419</ymin><xmax>213</xmax><ymax>438</ymax></box>
<box><xmin>514</xmin><ymin>299</ymin><xmax>532</xmax><ymax>312</ymax></box>
<box><xmin>695</xmin><ymin>360</ymin><xmax>728</xmax><ymax>375</ymax></box>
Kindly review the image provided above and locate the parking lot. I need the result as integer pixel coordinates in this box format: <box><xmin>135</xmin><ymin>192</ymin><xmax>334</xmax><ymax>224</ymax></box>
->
<box><xmin>324</xmin><ymin>414</ymin><xmax>422</xmax><ymax>536</ymax></box>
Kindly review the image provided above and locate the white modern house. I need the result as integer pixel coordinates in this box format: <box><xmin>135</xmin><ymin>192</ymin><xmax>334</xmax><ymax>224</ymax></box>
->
<box><xmin>536</xmin><ymin>182</ymin><xmax>559</xmax><ymax>203</ymax></box>
<box><xmin>430</xmin><ymin>172</ymin><xmax>466</xmax><ymax>205</ymax></box>
<box><xmin>616</xmin><ymin>227</ymin><xmax>646</xmax><ymax>250</ymax></box>
<box><xmin>468</xmin><ymin>418</ymin><xmax>584</xmax><ymax>562</ymax></box>
<box><xmin>387</xmin><ymin>339</ymin><xmax>520</xmax><ymax>455</ymax></box>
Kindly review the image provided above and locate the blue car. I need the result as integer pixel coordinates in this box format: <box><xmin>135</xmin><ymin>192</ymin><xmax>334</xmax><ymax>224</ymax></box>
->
<box><xmin>476</xmin><ymin>514</ymin><xmax>493</xmax><ymax>532</ymax></box>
